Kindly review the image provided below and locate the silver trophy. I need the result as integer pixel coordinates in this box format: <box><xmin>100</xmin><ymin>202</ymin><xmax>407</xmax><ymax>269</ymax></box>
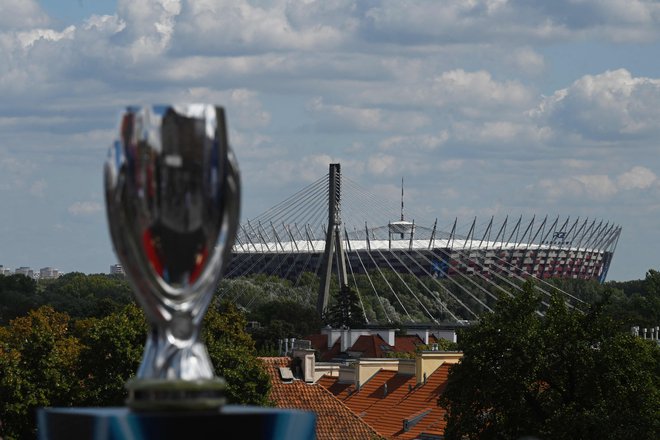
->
<box><xmin>104</xmin><ymin>104</ymin><xmax>240</xmax><ymax>410</ymax></box>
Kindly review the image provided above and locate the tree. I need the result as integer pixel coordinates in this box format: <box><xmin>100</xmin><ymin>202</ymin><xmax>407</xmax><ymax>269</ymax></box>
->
<box><xmin>0</xmin><ymin>274</ymin><xmax>39</xmax><ymax>325</ymax></box>
<box><xmin>203</xmin><ymin>299</ymin><xmax>272</xmax><ymax>406</ymax></box>
<box><xmin>323</xmin><ymin>285</ymin><xmax>366</xmax><ymax>328</ymax></box>
<box><xmin>76</xmin><ymin>303</ymin><xmax>147</xmax><ymax>406</ymax></box>
<box><xmin>440</xmin><ymin>281</ymin><xmax>660</xmax><ymax>440</ymax></box>
<box><xmin>248</xmin><ymin>299</ymin><xmax>323</xmax><ymax>354</ymax></box>
<box><xmin>0</xmin><ymin>306</ymin><xmax>83</xmax><ymax>439</ymax></box>
<box><xmin>40</xmin><ymin>273</ymin><xmax>133</xmax><ymax>319</ymax></box>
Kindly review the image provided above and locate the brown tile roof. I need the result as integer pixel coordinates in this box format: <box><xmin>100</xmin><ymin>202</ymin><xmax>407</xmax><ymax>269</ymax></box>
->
<box><xmin>393</xmin><ymin>335</ymin><xmax>426</xmax><ymax>354</ymax></box>
<box><xmin>307</xmin><ymin>334</ymin><xmax>343</xmax><ymax>361</ymax></box>
<box><xmin>306</xmin><ymin>333</ymin><xmax>329</xmax><ymax>350</ymax></box>
<box><xmin>319</xmin><ymin>365</ymin><xmax>452</xmax><ymax>439</ymax></box>
<box><xmin>348</xmin><ymin>334</ymin><xmax>393</xmax><ymax>358</ymax></box>
<box><xmin>260</xmin><ymin>357</ymin><xmax>384</xmax><ymax>440</ymax></box>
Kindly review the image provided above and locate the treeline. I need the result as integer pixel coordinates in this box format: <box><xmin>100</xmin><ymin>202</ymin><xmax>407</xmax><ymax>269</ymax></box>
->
<box><xmin>222</xmin><ymin>268</ymin><xmax>660</xmax><ymax>329</ymax></box>
<box><xmin>0</xmin><ymin>272</ymin><xmax>134</xmax><ymax>325</ymax></box>
<box><xmin>3</xmin><ymin>270</ymin><xmax>658</xmax><ymax>355</ymax></box>
<box><xmin>2</xmin><ymin>270</ymin><xmax>660</xmax><ymax>438</ymax></box>
<box><xmin>0</xmin><ymin>273</ymin><xmax>271</xmax><ymax>439</ymax></box>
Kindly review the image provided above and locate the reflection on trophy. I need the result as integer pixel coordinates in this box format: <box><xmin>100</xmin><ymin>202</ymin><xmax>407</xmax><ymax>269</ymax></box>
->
<box><xmin>104</xmin><ymin>104</ymin><xmax>240</xmax><ymax>410</ymax></box>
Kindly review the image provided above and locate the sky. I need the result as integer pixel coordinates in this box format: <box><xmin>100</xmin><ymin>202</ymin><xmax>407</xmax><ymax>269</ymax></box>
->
<box><xmin>1</xmin><ymin>0</ymin><xmax>660</xmax><ymax>281</ymax></box>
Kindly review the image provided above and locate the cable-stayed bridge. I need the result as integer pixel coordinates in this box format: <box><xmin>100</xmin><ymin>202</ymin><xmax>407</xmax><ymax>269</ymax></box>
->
<box><xmin>226</xmin><ymin>164</ymin><xmax>621</xmax><ymax>324</ymax></box>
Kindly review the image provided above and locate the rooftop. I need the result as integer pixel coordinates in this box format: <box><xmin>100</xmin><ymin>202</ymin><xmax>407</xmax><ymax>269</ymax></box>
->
<box><xmin>318</xmin><ymin>364</ymin><xmax>452</xmax><ymax>440</ymax></box>
<box><xmin>260</xmin><ymin>357</ymin><xmax>384</xmax><ymax>440</ymax></box>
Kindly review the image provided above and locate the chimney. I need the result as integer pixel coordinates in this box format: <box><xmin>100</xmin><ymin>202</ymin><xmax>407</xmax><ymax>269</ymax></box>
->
<box><xmin>292</xmin><ymin>348</ymin><xmax>316</xmax><ymax>383</ymax></box>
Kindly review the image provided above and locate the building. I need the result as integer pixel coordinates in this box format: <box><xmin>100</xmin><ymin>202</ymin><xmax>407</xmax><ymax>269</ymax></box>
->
<box><xmin>110</xmin><ymin>264</ymin><xmax>125</xmax><ymax>276</ymax></box>
<box><xmin>317</xmin><ymin>352</ymin><xmax>461</xmax><ymax>440</ymax></box>
<box><xmin>263</xmin><ymin>348</ymin><xmax>462</xmax><ymax>440</ymax></box>
<box><xmin>261</xmin><ymin>357</ymin><xmax>383</xmax><ymax>440</ymax></box>
<box><xmin>39</xmin><ymin>267</ymin><xmax>60</xmax><ymax>280</ymax></box>
<box><xmin>14</xmin><ymin>266</ymin><xmax>35</xmax><ymax>278</ymax></box>
<box><xmin>306</xmin><ymin>326</ymin><xmax>458</xmax><ymax>362</ymax></box>
<box><xmin>0</xmin><ymin>265</ymin><xmax>12</xmax><ymax>275</ymax></box>
<box><xmin>229</xmin><ymin>220</ymin><xmax>620</xmax><ymax>283</ymax></box>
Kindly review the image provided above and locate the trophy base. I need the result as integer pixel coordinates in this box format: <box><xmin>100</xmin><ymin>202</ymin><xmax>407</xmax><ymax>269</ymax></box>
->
<box><xmin>126</xmin><ymin>378</ymin><xmax>226</xmax><ymax>411</ymax></box>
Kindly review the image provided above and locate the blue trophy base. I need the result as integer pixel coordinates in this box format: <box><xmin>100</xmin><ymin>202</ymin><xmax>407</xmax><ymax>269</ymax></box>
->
<box><xmin>37</xmin><ymin>406</ymin><xmax>316</xmax><ymax>440</ymax></box>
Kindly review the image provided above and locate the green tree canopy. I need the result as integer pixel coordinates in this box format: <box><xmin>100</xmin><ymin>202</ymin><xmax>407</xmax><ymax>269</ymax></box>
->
<box><xmin>0</xmin><ymin>296</ymin><xmax>273</xmax><ymax>438</ymax></box>
<box><xmin>323</xmin><ymin>285</ymin><xmax>366</xmax><ymax>328</ymax></box>
<box><xmin>204</xmin><ymin>299</ymin><xmax>272</xmax><ymax>406</ymax></box>
<box><xmin>75</xmin><ymin>303</ymin><xmax>147</xmax><ymax>406</ymax></box>
<box><xmin>0</xmin><ymin>306</ymin><xmax>83</xmax><ymax>439</ymax></box>
<box><xmin>440</xmin><ymin>281</ymin><xmax>660</xmax><ymax>440</ymax></box>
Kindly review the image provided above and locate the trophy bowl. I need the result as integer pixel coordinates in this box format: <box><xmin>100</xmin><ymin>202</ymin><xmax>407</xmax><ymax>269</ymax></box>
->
<box><xmin>104</xmin><ymin>104</ymin><xmax>240</xmax><ymax>410</ymax></box>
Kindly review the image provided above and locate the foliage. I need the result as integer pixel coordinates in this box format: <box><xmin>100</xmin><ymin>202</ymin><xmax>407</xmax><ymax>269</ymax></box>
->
<box><xmin>76</xmin><ymin>303</ymin><xmax>147</xmax><ymax>406</ymax></box>
<box><xmin>0</xmin><ymin>306</ymin><xmax>83</xmax><ymax>439</ymax></box>
<box><xmin>0</xmin><ymin>273</ymin><xmax>132</xmax><ymax>325</ymax></box>
<box><xmin>323</xmin><ymin>285</ymin><xmax>366</xmax><ymax>328</ymax></box>
<box><xmin>0</xmin><ymin>278</ymin><xmax>274</xmax><ymax>438</ymax></box>
<box><xmin>440</xmin><ymin>281</ymin><xmax>660</xmax><ymax>440</ymax></box>
<box><xmin>204</xmin><ymin>299</ymin><xmax>272</xmax><ymax>406</ymax></box>
<box><xmin>0</xmin><ymin>275</ymin><xmax>39</xmax><ymax>325</ymax></box>
<box><xmin>218</xmin><ymin>276</ymin><xmax>323</xmax><ymax>354</ymax></box>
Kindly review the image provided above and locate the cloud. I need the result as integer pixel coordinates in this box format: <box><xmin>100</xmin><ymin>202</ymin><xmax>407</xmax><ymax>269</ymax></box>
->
<box><xmin>367</xmin><ymin>153</ymin><xmax>397</xmax><ymax>175</ymax></box>
<box><xmin>172</xmin><ymin>0</ymin><xmax>347</xmax><ymax>55</ymax></box>
<box><xmin>533</xmin><ymin>166</ymin><xmax>658</xmax><ymax>201</ymax></box>
<box><xmin>361</xmin><ymin>0</ymin><xmax>660</xmax><ymax>44</ymax></box>
<box><xmin>451</xmin><ymin>120</ymin><xmax>551</xmax><ymax>146</ymax></box>
<box><xmin>522</xmin><ymin>0</ymin><xmax>660</xmax><ymax>42</ymax></box>
<box><xmin>508</xmin><ymin>47</ymin><xmax>545</xmax><ymax>75</ymax></box>
<box><xmin>68</xmin><ymin>201</ymin><xmax>103</xmax><ymax>216</ymax></box>
<box><xmin>116</xmin><ymin>0</ymin><xmax>181</xmax><ymax>58</ymax></box>
<box><xmin>533</xmin><ymin>69</ymin><xmax>660</xmax><ymax>140</ymax></box>
<box><xmin>617</xmin><ymin>166</ymin><xmax>657</xmax><ymax>190</ymax></box>
<box><xmin>0</xmin><ymin>0</ymin><xmax>50</xmax><ymax>30</ymax></box>
<box><xmin>356</xmin><ymin>69</ymin><xmax>534</xmax><ymax>118</ymax></box>
<box><xmin>308</xmin><ymin>97</ymin><xmax>430</xmax><ymax>132</ymax></box>
<box><xmin>379</xmin><ymin>132</ymin><xmax>449</xmax><ymax>152</ymax></box>
<box><xmin>15</xmin><ymin>25</ymin><xmax>76</xmax><ymax>49</ymax></box>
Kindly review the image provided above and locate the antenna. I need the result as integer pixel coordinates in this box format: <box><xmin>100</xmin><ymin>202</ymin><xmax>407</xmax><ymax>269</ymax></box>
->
<box><xmin>401</xmin><ymin>177</ymin><xmax>404</xmax><ymax>221</ymax></box>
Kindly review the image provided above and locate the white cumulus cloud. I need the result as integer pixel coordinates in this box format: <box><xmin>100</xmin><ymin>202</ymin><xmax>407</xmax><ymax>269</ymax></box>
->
<box><xmin>534</xmin><ymin>69</ymin><xmax>660</xmax><ymax>140</ymax></box>
<box><xmin>617</xmin><ymin>166</ymin><xmax>657</xmax><ymax>190</ymax></box>
<box><xmin>0</xmin><ymin>0</ymin><xmax>50</xmax><ymax>30</ymax></box>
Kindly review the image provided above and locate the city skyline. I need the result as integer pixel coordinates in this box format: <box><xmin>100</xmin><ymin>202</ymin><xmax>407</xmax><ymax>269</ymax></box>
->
<box><xmin>1</xmin><ymin>1</ymin><xmax>660</xmax><ymax>280</ymax></box>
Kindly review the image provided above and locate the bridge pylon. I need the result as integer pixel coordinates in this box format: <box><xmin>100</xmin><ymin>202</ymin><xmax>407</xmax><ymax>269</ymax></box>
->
<box><xmin>317</xmin><ymin>163</ymin><xmax>350</xmax><ymax>316</ymax></box>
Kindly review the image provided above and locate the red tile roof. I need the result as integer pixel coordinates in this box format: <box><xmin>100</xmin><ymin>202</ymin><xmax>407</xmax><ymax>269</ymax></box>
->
<box><xmin>319</xmin><ymin>365</ymin><xmax>452</xmax><ymax>439</ymax></box>
<box><xmin>260</xmin><ymin>357</ymin><xmax>384</xmax><ymax>440</ymax></box>
<box><xmin>348</xmin><ymin>334</ymin><xmax>393</xmax><ymax>358</ymax></box>
<box><xmin>307</xmin><ymin>334</ymin><xmax>343</xmax><ymax>361</ymax></box>
<box><xmin>393</xmin><ymin>335</ymin><xmax>426</xmax><ymax>354</ymax></box>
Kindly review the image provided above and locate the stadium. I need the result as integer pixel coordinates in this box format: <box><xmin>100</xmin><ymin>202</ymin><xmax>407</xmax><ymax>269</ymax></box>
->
<box><xmin>225</xmin><ymin>164</ymin><xmax>621</xmax><ymax>322</ymax></box>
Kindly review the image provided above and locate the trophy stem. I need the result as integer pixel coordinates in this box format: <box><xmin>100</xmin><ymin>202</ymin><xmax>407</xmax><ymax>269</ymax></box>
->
<box><xmin>126</xmin><ymin>324</ymin><xmax>226</xmax><ymax>411</ymax></box>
